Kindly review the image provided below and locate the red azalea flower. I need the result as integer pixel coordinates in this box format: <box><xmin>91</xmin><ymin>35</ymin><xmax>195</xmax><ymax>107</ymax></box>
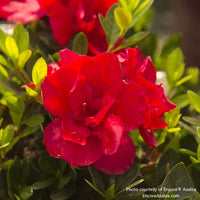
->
<box><xmin>41</xmin><ymin>48</ymin><xmax>148</xmax><ymax>174</ymax></box>
<box><xmin>118</xmin><ymin>47</ymin><xmax>176</xmax><ymax>148</ymax></box>
<box><xmin>37</xmin><ymin>0</ymin><xmax>118</xmax><ymax>55</ymax></box>
<box><xmin>0</xmin><ymin>0</ymin><xmax>46</xmax><ymax>24</ymax></box>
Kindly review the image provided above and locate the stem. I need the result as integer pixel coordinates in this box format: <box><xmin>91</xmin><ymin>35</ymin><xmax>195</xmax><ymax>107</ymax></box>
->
<box><xmin>106</xmin><ymin>30</ymin><xmax>126</xmax><ymax>53</ymax></box>
<box><xmin>18</xmin><ymin>70</ymin><xmax>32</xmax><ymax>84</ymax></box>
<box><xmin>16</xmin><ymin>100</ymin><xmax>31</xmax><ymax>136</ymax></box>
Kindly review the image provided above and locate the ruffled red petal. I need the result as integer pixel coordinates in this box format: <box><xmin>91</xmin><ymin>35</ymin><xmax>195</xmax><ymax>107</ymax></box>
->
<box><xmin>43</xmin><ymin>118</ymin><xmax>103</xmax><ymax>166</ymax></box>
<box><xmin>81</xmin><ymin>52</ymin><xmax>123</xmax><ymax>97</ymax></box>
<box><xmin>139</xmin><ymin>125</ymin><xmax>157</xmax><ymax>148</ymax></box>
<box><xmin>93</xmin><ymin>114</ymin><xmax>124</xmax><ymax>155</ymax></box>
<box><xmin>93</xmin><ymin>133</ymin><xmax>135</xmax><ymax>174</ymax></box>
<box><xmin>62</xmin><ymin>117</ymin><xmax>91</xmax><ymax>145</ymax></box>
<box><xmin>111</xmin><ymin>81</ymin><xmax>147</xmax><ymax>131</ymax></box>
<box><xmin>41</xmin><ymin>67</ymin><xmax>77</xmax><ymax>117</ymax></box>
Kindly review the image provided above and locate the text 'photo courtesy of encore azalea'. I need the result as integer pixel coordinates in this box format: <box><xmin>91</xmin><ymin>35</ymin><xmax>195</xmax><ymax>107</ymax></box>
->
<box><xmin>41</xmin><ymin>47</ymin><xmax>176</xmax><ymax>175</ymax></box>
<box><xmin>0</xmin><ymin>0</ymin><xmax>118</xmax><ymax>55</ymax></box>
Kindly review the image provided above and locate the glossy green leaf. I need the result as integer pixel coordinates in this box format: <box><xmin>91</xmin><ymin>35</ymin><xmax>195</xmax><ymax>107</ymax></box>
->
<box><xmin>113</xmin><ymin>31</ymin><xmax>149</xmax><ymax>52</ymax></box>
<box><xmin>162</xmin><ymin>163</ymin><xmax>195</xmax><ymax>200</ymax></box>
<box><xmin>190</xmin><ymin>156</ymin><xmax>199</xmax><ymax>164</ymax></box>
<box><xmin>58</xmin><ymin>176</ymin><xmax>72</xmax><ymax>189</ymax></box>
<box><xmin>105</xmin><ymin>184</ymin><xmax>115</xmax><ymax>200</ymax></box>
<box><xmin>188</xmin><ymin>90</ymin><xmax>200</xmax><ymax>113</ymax></box>
<box><xmin>50</xmin><ymin>186</ymin><xmax>76</xmax><ymax>200</ymax></box>
<box><xmin>38</xmin><ymin>151</ymin><xmax>57</xmax><ymax>175</ymax></box>
<box><xmin>165</xmin><ymin>108</ymin><xmax>181</xmax><ymax>128</ymax></box>
<box><xmin>99</xmin><ymin>4</ymin><xmax>120</xmax><ymax>45</ymax></box>
<box><xmin>179</xmin><ymin>148</ymin><xmax>197</xmax><ymax>158</ymax></box>
<box><xmin>172</xmin><ymin>94</ymin><xmax>190</xmax><ymax>109</ymax></box>
<box><xmin>0</xmin><ymin>54</ymin><xmax>12</xmax><ymax>68</ymax></box>
<box><xmin>25</xmin><ymin>86</ymin><xmax>38</xmax><ymax>97</ymax></box>
<box><xmin>156</xmin><ymin>149</ymin><xmax>180</xmax><ymax>182</ymax></box>
<box><xmin>187</xmin><ymin>67</ymin><xmax>199</xmax><ymax>85</ymax></box>
<box><xmin>85</xmin><ymin>179</ymin><xmax>105</xmax><ymax>198</ymax></box>
<box><xmin>19</xmin><ymin>186</ymin><xmax>33</xmax><ymax>200</ymax></box>
<box><xmin>197</xmin><ymin>145</ymin><xmax>200</xmax><ymax>161</ymax></box>
<box><xmin>0</xmin><ymin>29</ymin><xmax>8</xmax><ymax>54</ymax></box>
<box><xmin>0</xmin><ymin>125</ymin><xmax>14</xmax><ymax>149</ymax></box>
<box><xmin>17</xmin><ymin>49</ymin><xmax>32</xmax><ymax>69</ymax></box>
<box><xmin>130</xmin><ymin>0</ymin><xmax>154</xmax><ymax>27</ymax></box>
<box><xmin>115</xmin><ymin>162</ymin><xmax>139</xmax><ymax>192</ymax></box>
<box><xmin>166</xmin><ymin>48</ymin><xmax>185</xmax><ymax>85</ymax></box>
<box><xmin>175</xmin><ymin>75</ymin><xmax>192</xmax><ymax>86</ymax></box>
<box><xmin>188</xmin><ymin>163</ymin><xmax>200</xmax><ymax>191</ymax></box>
<box><xmin>32</xmin><ymin>57</ymin><xmax>47</xmax><ymax>90</ymax></box>
<box><xmin>13</xmin><ymin>24</ymin><xmax>29</xmax><ymax>53</ymax></box>
<box><xmin>161</xmin><ymin>34</ymin><xmax>182</xmax><ymax>57</ymax></box>
<box><xmin>114</xmin><ymin>7</ymin><xmax>132</xmax><ymax>31</ymax></box>
<box><xmin>118</xmin><ymin>0</ymin><xmax>138</xmax><ymax>12</ymax></box>
<box><xmin>0</xmin><ymin>64</ymin><xmax>8</xmax><ymax>79</ymax></box>
<box><xmin>72</xmin><ymin>32</ymin><xmax>88</xmax><ymax>55</ymax></box>
<box><xmin>182</xmin><ymin>116</ymin><xmax>200</xmax><ymax>126</ymax></box>
<box><xmin>32</xmin><ymin>178</ymin><xmax>56</xmax><ymax>190</ymax></box>
<box><xmin>23</xmin><ymin>114</ymin><xmax>44</xmax><ymax>127</ymax></box>
<box><xmin>5</xmin><ymin>36</ymin><xmax>19</xmax><ymax>61</ymax></box>
<box><xmin>88</xmin><ymin>165</ymin><xmax>105</xmax><ymax>192</ymax></box>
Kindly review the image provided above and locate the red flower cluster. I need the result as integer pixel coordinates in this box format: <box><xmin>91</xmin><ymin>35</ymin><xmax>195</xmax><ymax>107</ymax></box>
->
<box><xmin>41</xmin><ymin>48</ymin><xmax>175</xmax><ymax>174</ymax></box>
<box><xmin>0</xmin><ymin>0</ymin><xmax>117</xmax><ymax>55</ymax></box>
<box><xmin>0</xmin><ymin>0</ymin><xmax>46</xmax><ymax>24</ymax></box>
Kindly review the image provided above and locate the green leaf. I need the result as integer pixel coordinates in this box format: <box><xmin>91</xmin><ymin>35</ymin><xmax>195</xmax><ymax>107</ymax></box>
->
<box><xmin>118</xmin><ymin>0</ymin><xmax>138</xmax><ymax>12</ymax></box>
<box><xmin>0</xmin><ymin>29</ymin><xmax>8</xmax><ymax>54</ymax></box>
<box><xmin>0</xmin><ymin>125</ymin><xmax>14</xmax><ymax>149</ymax></box>
<box><xmin>166</xmin><ymin>48</ymin><xmax>185</xmax><ymax>85</ymax></box>
<box><xmin>175</xmin><ymin>75</ymin><xmax>192</xmax><ymax>87</ymax></box>
<box><xmin>190</xmin><ymin>156</ymin><xmax>199</xmax><ymax>164</ymax></box>
<box><xmin>130</xmin><ymin>0</ymin><xmax>154</xmax><ymax>27</ymax></box>
<box><xmin>172</xmin><ymin>94</ymin><xmax>190</xmax><ymax>109</ymax></box>
<box><xmin>99</xmin><ymin>4</ymin><xmax>120</xmax><ymax>45</ymax></box>
<box><xmin>23</xmin><ymin>114</ymin><xmax>44</xmax><ymax>127</ymax></box>
<box><xmin>113</xmin><ymin>31</ymin><xmax>149</xmax><ymax>52</ymax></box>
<box><xmin>72</xmin><ymin>32</ymin><xmax>88</xmax><ymax>55</ymax></box>
<box><xmin>0</xmin><ymin>54</ymin><xmax>12</xmax><ymax>68</ymax></box>
<box><xmin>156</xmin><ymin>149</ymin><xmax>180</xmax><ymax>182</ymax></box>
<box><xmin>162</xmin><ymin>162</ymin><xmax>195</xmax><ymax>200</ymax></box>
<box><xmin>25</xmin><ymin>86</ymin><xmax>38</xmax><ymax>97</ymax></box>
<box><xmin>32</xmin><ymin>178</ymin><xmax>56</xmax><ymax>190</ymax></box>
<box><xmin>161</xmin><ymin>34</ymin><xmax>182</xmax><ymax>57</ymax></box>
<box><xmin>105</xmin><ymin>184</ymin><xmax>115</xmax><ymax>200</ymax></box>
<box><xmin>38</xmin><ymin>151</ymin><xmax>57</xmax><ymax>175</ymax></box>
<box><xmin>188</xmin><ymin>163</ymin><xmax>200</xmax><ymax>191</ymax></box>
<box><xmin>85</xmin><ymin>179</ymin><xmax>105</xmax><ymax>198</ymax></box>
<box><xmin>114</xmin><ymin>7</ymin><xmax>132</xmax><ymax>31</ymax></box>
<box><xmin>5</xmin><ymin>36</ymin><xmax>19</xmax><ymax>61</ymax></box>
<box><xmin>87</xmin><ymin>165</ymin><xmax>105</xmax><ymax>192</ymax></box>
<box><xmin>188</xmin><ymin>90</ymin><xmax>200</xmax><ymax>113</ymax></box>
<box><xmin>58</xmin><ymin>176</ymin><xmax>72</xmax><ymax>189</ymax></box>
<box><xmin>17</xmin><ymin>49</ymin><xmax>32</xmax><ymax>69</ymax></box>
<box><xmin>115</xmin><ymin>162</ymin><xmax>139</xmax><ymax>192</ymax></box>
<box><xmin>165</xmin><ymin>108</ymin><xmax>181</xmax><ymax>128</ymax></box>
<box><xmin>0</xmin><ymin>64</ymin><xmax>9</xmax><ymax>79</ymax></box>
<box><xmin>179</xmin><ymin>148</ymin><xmax>197</xmax><ymax>158</ymax></box>
<box><xmin>7</xmin><ymin>157</ymin><xmax>30</xmax><ymax>196</ymax></box>
<box><xmin>187</xmin><ymin>67</ymin><xmax>199</xmax><ymax>85</ymax></box>
<box><xmin>182</xmin><ymin>116</ymin><xmax>200</xmax><ymax>126</ymax></box>
<box><xmin>13</xmin><ymin>24</ymin><xmax>29</xmax><ymax>53</ymax></box>
<box><xmin>50</xmin><ymin>187</ymin><xmax>76</xmax><ymax>200</ymax></box>
<box><xmin>197</xmin><ymin>145</ymin><xmax>200</xmax><ymax>161</ymax></box>
<box><xmin>32</xmin><ymin>57</ymin><xmax>47</xmax><ymax>90</ymax></box>
<box><xmin>19</xmin><ymin>186</ymin><xmax>33</xmax><ymax>200</ymax></box>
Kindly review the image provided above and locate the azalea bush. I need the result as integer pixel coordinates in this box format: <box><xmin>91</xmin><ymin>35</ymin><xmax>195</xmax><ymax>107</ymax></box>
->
<box><xmin>0</xmin><ymin>0</ymin><xmax>200</xmax><ymax>200</ymax></box>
